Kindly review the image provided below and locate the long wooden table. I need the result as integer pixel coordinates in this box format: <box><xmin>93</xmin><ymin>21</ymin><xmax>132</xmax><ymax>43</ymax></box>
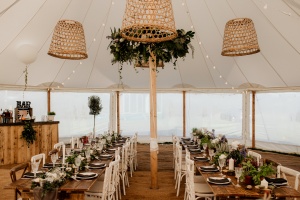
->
<box><xmin>4</xmin><ymin>156</ymin><xmax>113</xmax><ymax>200</ymax></box>
<box><xmin>194</xmin><ymin>156</ymin><xmax>300</xmax><ymax>199</ymax></box>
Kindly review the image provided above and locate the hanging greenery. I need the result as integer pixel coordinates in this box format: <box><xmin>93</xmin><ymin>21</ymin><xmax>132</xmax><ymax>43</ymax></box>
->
<box><xmin>107</xmin><ymin>28</ymin><xmax>195</xmax><ymax>67</ymax></box>
<box><xmin>21</xmin><ymin>121</ymin><xmax>37</xmax><ymax>147</ymax></box>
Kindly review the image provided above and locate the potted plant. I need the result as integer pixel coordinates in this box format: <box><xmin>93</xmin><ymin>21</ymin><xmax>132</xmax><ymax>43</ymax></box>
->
<box><xmin>88</xmin><ymin>96</ymin><xmax>103</xmax><ymax>138</ymax></box>
<box><xmin>241</xmin><ymin>157</ymin><xmax>275</xmax><ymax>185</ymax></box>
<box><xmin>47</xmin><ymin>111</ymin><xmax>56</xmax><ymax>121</ymax></box>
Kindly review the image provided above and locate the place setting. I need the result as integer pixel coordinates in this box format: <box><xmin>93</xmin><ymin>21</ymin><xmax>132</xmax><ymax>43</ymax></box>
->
<box><xmin>76</xmin><ymin>172</ymin><xmax>98</xmax><ymax>180</ymax></box>
<box><xmin>88</xmin><ymin>163</ymin><xmax>106</xmax><ymax>169</ymax></box>
<box><xmin>193</xmin><ymin>156</ymin><xmax>209</xmax><ymax>162</ymax></box>
<box><xmin>207</xmin><ymin>177</ymin><xmax>232</xmax><ymax>185</ymax></box>
<box><xmin>199</xmin><ymin>165</ymin><xmax>219</xmax><ymax>172</ymax></box>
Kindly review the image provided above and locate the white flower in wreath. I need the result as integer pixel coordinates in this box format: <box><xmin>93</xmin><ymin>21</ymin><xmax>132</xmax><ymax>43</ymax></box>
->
<box><xmin>217</xmin><ymin>134</ymin><xmax>223</xmax><ymax>139</ymax></box>
<box><xmin>211</xmin><ymin>138</ymin><xmax>220</xmax><ymax>144</ymax></box>
<box><xmin>219</xmin><ymin>154</ymin><xmax>227</xmax><ymax>159</ymax></box>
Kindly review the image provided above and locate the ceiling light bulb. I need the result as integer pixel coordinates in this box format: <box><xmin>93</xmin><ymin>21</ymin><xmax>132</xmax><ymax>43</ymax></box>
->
<box><xmin>219</xmin><ymin>75</ymin><xmax>222</xmax><ymax>78</ymax></box>
<box><xmin>112</xmin><ymin>2</ymin><xmax>115</xmax><ymax>5</ymax></box>
<box><xmin>68</xmin><ymin>77</ymin><xmax>70</xmax><ymax>80</ymax></box>
<box><xmin>206</xmin><ymin>55</ymin><xmax>209</xmax><ymax>59</ymax></box>
<box><xmin>62</xmin><ymin>82</ymin><xmax>64</xmax><ymax>85</ymax></box>
<box><xmin>225</xmin><ymin>82</ymin><xmax>228</xmax><ymax>85</ymax></box>
<box><xmin>264</xmin><ymin>4</ymin><xmax>267</xmax><ymax>9</ymax></box>
<box><xmin>102</xmin><ymin>23</ymin><xmax>105</xmax><ymax>26</ymax></box>
<box><xmin>182</xmin><ymin>3</ymin><xmax>185</xmax><ymax>6</ymax></box>
<box><xmin>72</xmin><ymin>70</ymin><xmax>75</xmax><ymax>73</ymax></box>
<box><xmin>80</xmin><ymin>62</ymin><xmax>82</xmax><ymax>65</ymax></box>
<box><xmin>213</xmin><ymin>66</ymin><xmax>216</xmax><ymax>69</ymax></box>
<box><xmin>191</xmin><ymin>25</ymin><xmax>194</xmax><ymax>29</ymax></box>
<box><xmin>93</xmin><ymin>38</ymin><xmax>96</xmax><ymax>41</ymax></box>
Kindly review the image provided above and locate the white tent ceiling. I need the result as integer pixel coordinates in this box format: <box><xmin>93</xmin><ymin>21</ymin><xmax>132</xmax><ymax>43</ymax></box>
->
<box><xmin>1</xmin><ymin>0</ymin><xmax>300</xmax><ymax>91</ymax></box>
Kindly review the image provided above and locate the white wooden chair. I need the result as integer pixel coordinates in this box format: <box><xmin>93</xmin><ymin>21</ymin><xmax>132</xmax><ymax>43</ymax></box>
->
<box><xmin>172</xmin><ymin>135</ymin><xmax>180</xmax><ymax>169</ymax></box>
<box><xmin>277</xmin><ymin>166</ymin><xmax>300</xmax><ymax>193</ymax></box>
<box><xmin>31</xmin><ymin>153</ymin><xmax>45</xmax><ymax>168</ymax></box>
<box><xmin>247</xmin><ymin>150</ymin><xmax>262</xmax><ymax>165</ymax></box>
<box><xmin>185</xmin><ymin>156</ymin><xmax>215</xmax><ymax>200</ymax></box>
<box><xmin>175</xmin><ymin>142</ymin><xmax>186</xmax><ymax>196</ymax></box>
<box><xmin>84</xmin><ymin>161</ymin><xmax>113</xmax><ymax>200</ymax></box>
<box><xmin>70</xmin><ymin>137</ymin><xmax>80</xmax><ymax>149</ymax></box>
<box><xmin>133</xmin><ymin>132</ymin><xmax>138</xmax><ymax>170</ymax></box>
<box><xmin>54</xmin><ymin>141</ymin><xmax>65</xmax><ymax>164</ymax></box>
<box><xmin>128</xmin><ymin>136</ymin><xmax>136</xmax><ymax>177</ymax></box>
<box><xmin>119</xmin><ymin>141</ymin><xmax>130</xmax><ymax>195</ymax></box>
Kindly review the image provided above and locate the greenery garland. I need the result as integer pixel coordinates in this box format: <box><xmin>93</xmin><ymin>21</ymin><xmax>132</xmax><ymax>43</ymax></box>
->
<box><xmin>21</xmin><ymin>121</ymin><xmax>37</xmax><ymax>147</ymax></box>
<box><xmin>107</xmin><ymin>28</ymin><xmax>195</xmax><ymax>68</ymax></box>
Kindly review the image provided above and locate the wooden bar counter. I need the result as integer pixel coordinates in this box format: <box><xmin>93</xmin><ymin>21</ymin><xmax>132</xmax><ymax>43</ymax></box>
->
<box><xmin>0</xmin><ymin>121</ymin><xmax>59</xmax><ymax>165</ymax></box>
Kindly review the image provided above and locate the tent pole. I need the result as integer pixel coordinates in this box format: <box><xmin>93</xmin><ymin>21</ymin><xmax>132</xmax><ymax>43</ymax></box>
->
<box><xmin>47</xmin><ymin>88</ymin><xmax>51</xmax><ymax>113</ymax></box>
<box><xmin>149</xmin><ymin>53</ymin><xmax>158</xmax><ymax>189</ymax></box>
<box><xmin>183</xmin><ymin>91</ymin><xmax>186</xmax><ymax>137</ymax></box>
<box><xmin>252</xmin><ymin>91</ymin><xmax>256</xmax><ymax>148</ymax></box>
<box><xmin>116</xmin><ymin>91</ymin><xmax>120</xmax><ymax>134</ymax></box>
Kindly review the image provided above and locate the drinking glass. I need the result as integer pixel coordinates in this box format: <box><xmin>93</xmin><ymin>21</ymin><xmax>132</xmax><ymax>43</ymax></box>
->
<box><xmin>197</xmin><ymin>139</ymin><xmax>201</xmax><ymax>147</ymax></box>
<box><xmin>31</xmin><ymin>161</ymin><xmax>39</xmax><ymax>178</ymax></box>
<box><xmin>235</xmin><ymin>167</ymin><xmax>243</xmax><ymax>187</ymax></box>
<box><xmin>65</xmin><ymin>148</ymin><xmax>71</xmax><ymax>155</ymax></box>
<box><xmin>208</xmin><ymin>149</ymin><xmax>215</xmax><ymax>161</ymax></box>
<box><xmin>51</xmin><ymin>153</ymin><xmax>58</xmax><ymax>168</ymax></box>
<box><xmin>74</xmin><ymin>156</ymin><xmax>81</xmax><ymax>176</ymax></box>
<box><xmin>218</xmin><ymin>158</ymin><xmax>226</xmax><ymax>177</ymax></box>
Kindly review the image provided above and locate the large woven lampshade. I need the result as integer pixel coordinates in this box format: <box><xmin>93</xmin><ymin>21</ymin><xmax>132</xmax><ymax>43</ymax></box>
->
<box><xmin>48</xmin><ymin>20</ymin><xmax>88</xmax><ymax>60</ymax></box>
<box><xmin>120</xmin><ymin>0</ymin><xmax>177</xmax><ymax>43</ymax></box>
<box><xmin>221</xmin><ymin>18</ymin><xmax>260</xmax><ymax>56</ymax></box>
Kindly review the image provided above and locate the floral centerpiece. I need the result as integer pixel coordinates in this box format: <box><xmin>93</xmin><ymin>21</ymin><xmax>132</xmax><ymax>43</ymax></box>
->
<box><xmin>31</xmin><ymin>167</ymin><xmax>67</xmax><ymax>199</ymax></box>
<box><xmin>226</xmin><ymin>141</ymin><xmax>247</xmax><ymax>167</ymax></box>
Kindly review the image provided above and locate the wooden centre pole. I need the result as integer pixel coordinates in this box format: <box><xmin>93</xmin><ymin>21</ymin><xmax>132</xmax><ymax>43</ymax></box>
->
<box><xmin>149</xmin><ymin>52</ymin><xmax>158</xmax><ymax>189</ymax></box>
<box><xmin>47</xmin><ymin>88</ymin><xmax>51</xmax><ymax>113</ymax></box>
<box><xmin>252</xmin><ymin>91</ymin><xmax>256</xmax><ymax>148</ymax></box>
<box><xmin>116</xmin><ymin>91</ymin><xmax>120</xmax><ymax>134</ymax></box>
<box><xmin>183</xmin><ymin>91</ymin><xmax>186</xmax><ymax>137</ymax></box>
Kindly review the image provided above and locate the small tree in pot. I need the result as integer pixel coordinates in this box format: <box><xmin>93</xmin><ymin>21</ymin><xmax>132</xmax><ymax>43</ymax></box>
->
<box><xmin>88</xmin><ymin>96</ymin><xmax>102</xmax><ymax>138</ymax></box>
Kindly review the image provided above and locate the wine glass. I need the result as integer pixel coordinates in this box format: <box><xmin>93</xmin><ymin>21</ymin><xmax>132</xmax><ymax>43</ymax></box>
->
<box><xmin>51</xmin><ymin>153</ymin><xmax>58</xmax><ymax>168</ymax></box>
<box><xmin>65</xmin><ymin>148</ymin><xmax>71</xmax><ymax>155</ymax></box>
<box><xmin>235</xmin><ymin>167</ymin><xmax>243</xmax><ymax>187</ymax></box>
<box><xmin>31</xmin><ymin>161</ymin><xmax>39</xmax><ymax>178</ymax></box>
<box><xmin>218</xmin><ymin>158</ymin><xmax>226</xmax><ymax>177</ymax></box>
<box><xmin>74</xmin><ymin>156</ymin><xmax>81</xmax><ymax>176</ymax></box>
<box><xmin>202</xmin><ymin>143</ymin><xmax>208</xmax><ymax>156</ymax></box>
<box><xmin>208</xmin><ymin>149</ymin><xmax>215</xmax><ymax>161</ymax></box>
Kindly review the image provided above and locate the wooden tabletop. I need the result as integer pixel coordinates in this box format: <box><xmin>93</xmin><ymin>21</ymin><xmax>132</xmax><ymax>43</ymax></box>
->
<box><xmin>194</xmin><ymin>157</ymin><xmax>300</xmax><ymax>199</ymax></box>
<box><xmin>4</xmin><ymin>156</ymin><xmax>112</xmax><ymax>193</ymax></box>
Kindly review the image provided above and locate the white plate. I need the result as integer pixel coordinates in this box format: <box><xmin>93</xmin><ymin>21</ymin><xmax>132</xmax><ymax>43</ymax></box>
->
<box><xmin>189</xmin><ymin>148</ymin><xmax>201</xmax><ymax>151</ymax></box>
<box><xmin>76</xmin><ymin>173</ymin><xmax>98</xmax><ymax>180</ymax></box>
<box><xmin>207</xmin><ymin>177</ymin><xmax>231</xmax><ymax>185</ymax></box>
<box><xmin>89</xmin><ymin>163</ymin><xmax>106</xmax><ymax>169</ymax></box>
<box><xmin>100</xmin><ymin>154</ymin><xmax>112</xmax><ymax>157</ymax></box>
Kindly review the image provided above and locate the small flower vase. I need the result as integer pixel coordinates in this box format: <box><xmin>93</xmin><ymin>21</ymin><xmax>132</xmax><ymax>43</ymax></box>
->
<box><xmin>33</xmin><ymin>187</ymin><xmax>58</xmax><ymax>200</ymax></box>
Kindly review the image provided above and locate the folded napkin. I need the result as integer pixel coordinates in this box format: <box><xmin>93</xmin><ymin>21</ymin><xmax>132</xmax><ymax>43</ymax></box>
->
<box><xmin>23</xmin><ymin>172</ymin><xmax>44</xmax><ymax>178</ymax></box>
<box><xmin>208</xmin><ymin>177</ymin><xmax>230</xmax><ymax>183</ymax></box>
<box><xmin>77</xmin><ymin>172</ymin><xmax>96</xmax><ymax>177</ymax></box>
<box><xmin>265</xmin><ymin>177</ymin><xmax>287</xmax><ymax>184</ymax></box>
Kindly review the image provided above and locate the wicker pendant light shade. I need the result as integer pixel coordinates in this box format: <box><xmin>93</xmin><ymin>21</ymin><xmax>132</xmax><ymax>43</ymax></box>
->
<box><xmin>221</xmin><ymin>18</ymin><xmax>260</xmax><ymax>56</ymax></box>
<box><xmin>120</xmin><ymin>0</ymin><xmax>177</xmax><ymax>43</ymax></box>
<box><xmin>48</xmin><ymin>20</ymin><xmax>88</xmax><ymax>60</ymax></box>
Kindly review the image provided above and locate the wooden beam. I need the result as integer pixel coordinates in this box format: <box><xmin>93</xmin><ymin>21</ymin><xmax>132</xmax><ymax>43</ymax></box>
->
<box><xmin>47</xmin><ymin>89</ymin><xmax>51</xmax><ymax>113</ymax></box>
<box><xmin>116</xmin><ymin>91</ymin><xmax>120</xmax><ymax>134</ymax></box>
<box><xmin>252</xmin><ymin>91</ymin><xmax>256</xmax><ymax>148</ymax></box>
<box><xmin>149</xmin><ymin>53</ymin><xmax>158</xmax><ymax>189</ymax></box>
<box><xmin>183</xmin><ymin>91</ymin><xmax>186</xmax><ymax>137</ymax></box>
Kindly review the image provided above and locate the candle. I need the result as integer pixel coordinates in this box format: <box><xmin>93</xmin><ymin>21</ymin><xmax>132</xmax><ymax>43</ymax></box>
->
<box><xmin>229</xmin><ymin>158</ymin><xmax>234</xmax><ymax>170</ymax></box>
<box><xmin>261</xmin><ymin>178</ymin><xmax>268</xmax><ymax>189</ymax></box>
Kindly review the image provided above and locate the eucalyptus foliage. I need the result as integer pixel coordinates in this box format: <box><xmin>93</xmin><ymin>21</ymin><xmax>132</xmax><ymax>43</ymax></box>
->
<box><xmin>88</xmin><ymin>96</ymin><xmax>102</xmax><ymax>115</ymax></box>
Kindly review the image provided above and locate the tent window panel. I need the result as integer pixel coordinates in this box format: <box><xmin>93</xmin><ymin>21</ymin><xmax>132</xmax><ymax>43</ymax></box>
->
<box><xmin>120</xmin><ymin>93</ymin><xmax>182</xmax><ymax>137</ymax></box>
<box><xmin>186</xmin><ymin>93</ymin><xmax>242</xmax><ymax>139</ymax></box>
<box><xmin>51</xmin><ymin>92</ymin><xmax>110</xmax><ymax>138</ymax></box>
<box><xmin>255</xmin><ymin>92</ymin><xmax>300</xmax><ymax>145</ymax></box>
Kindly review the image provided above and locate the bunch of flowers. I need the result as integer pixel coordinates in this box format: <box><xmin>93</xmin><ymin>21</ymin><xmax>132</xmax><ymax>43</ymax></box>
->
<box><xmin>65</xmin><ymin>152</ymin><xmax>87</xmax><ymax>170</ymax></box>
<box><xmin>31</xmin><ymin>167</ymin><xmax>66</xmax><ymax>198</ymax></box>
<box><xmin>210</xmin><ymin>134</ymin><xmax>228</xmax><ymax>148</ymax></box>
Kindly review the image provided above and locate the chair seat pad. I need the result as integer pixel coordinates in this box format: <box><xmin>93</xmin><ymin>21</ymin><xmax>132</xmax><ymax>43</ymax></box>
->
<box><xmin>194</xmin><ymin>182</ymin><xmax>214</xmax><ymax>194</ymax></box>
<box><xmin>194</xmin><ymin>175</ymin><xmax>206</xmax><ymax>183</ymax></box>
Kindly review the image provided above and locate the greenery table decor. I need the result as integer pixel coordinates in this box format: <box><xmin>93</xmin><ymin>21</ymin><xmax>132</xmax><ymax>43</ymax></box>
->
<box><xmin>21</xmin><ymin>121</ymin><xmax>37</xmax><ymax>147</ymax></box>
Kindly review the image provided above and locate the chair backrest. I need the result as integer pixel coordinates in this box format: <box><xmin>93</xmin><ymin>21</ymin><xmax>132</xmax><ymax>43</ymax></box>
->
<box><xmin>175</xmin><ymin>142</ymin><xmax>183</xmax><ymax>171</ymax></box>
<box><xmin>54</xmin><ymin>141</ymin><xmax>65</xmax><ymax>164</ymax></box>
<box><xmin>185</xmin><ymin>156</ymin><xmax>196</xmax><ymax>200</ymax></box>
<box><xmin>277</xmin><ymin>165</ymin><xmax>300</xmax><ymax>190</ymax></box>
<box><xmin>10</xmin><ymin>162</ymin><xmax>29</xmax><ymax>182</ymax></box>
<box><xmin>31</xmin><ymin>153</ymin><xmax>45</xmax><ymax>167</ymax></box>
<box><xmin>70</xmin><ymin>137</ymin><xmax>80</xmax><ymax>149</ymax></box>
<box><xmin>121</xmin><ymin>142</ymin><xmax>130</xmax><ymax>171</ymax></box>
<box><xmin>110</xmin><ymin>155</ymin><xmax>120</xmax><ymax>196</ymax></box>
<box><xmin>101</xmin><ymin>160</ymin><xmax>113</xmax><ymax>199</ymax></box>
<box><xmin>248</xmin><ymin>150</ymin><xmax>262</xmax><ymax>165</ymax></box>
